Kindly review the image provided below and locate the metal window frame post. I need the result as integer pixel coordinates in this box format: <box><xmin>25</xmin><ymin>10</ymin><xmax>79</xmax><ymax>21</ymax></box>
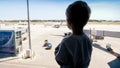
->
<box><xmin>27</xmin><ymin>0</ymin><xmax>32</xmax><ymax>50</ymax></box>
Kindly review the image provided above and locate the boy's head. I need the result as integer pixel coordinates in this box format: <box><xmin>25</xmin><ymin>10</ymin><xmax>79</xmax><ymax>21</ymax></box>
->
<box><xmin>45</xmin><ymin>40</ymin><xmax>48</xmax><ymax>43</ymax></box>
<box><xmin>66</xmin><ymin>1</ymin><xmax>91</xmax><ymax>30</ymax></box>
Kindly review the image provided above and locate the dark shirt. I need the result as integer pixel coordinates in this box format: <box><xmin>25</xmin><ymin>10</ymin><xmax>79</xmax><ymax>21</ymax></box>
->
<box><xmin>55</xmin><ymin>33</ymin><xmax>92</xmax><ymax>68</ymax></box>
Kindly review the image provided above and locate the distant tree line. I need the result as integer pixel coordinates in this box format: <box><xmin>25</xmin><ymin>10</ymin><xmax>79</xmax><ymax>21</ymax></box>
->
<box><xmin>0</xmin><ymin>20</ymin><xmax>66</xmax><ymax>22</ymax></box>
<box><xmin>89</xmin><ymin>20</ymin><xmax>120</xmax><ymax>22</ymax></box>
<box><xmin>0</xmin><ymin>19</ymin><xmax>120</xmax><ymax>22</ymax></box>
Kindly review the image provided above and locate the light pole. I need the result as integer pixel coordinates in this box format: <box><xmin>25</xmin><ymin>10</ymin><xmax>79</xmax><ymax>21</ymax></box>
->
<box><xmin>27</xmin><ymin>0</ymin><xmax>32</xmax><ymax>50</ymax></box>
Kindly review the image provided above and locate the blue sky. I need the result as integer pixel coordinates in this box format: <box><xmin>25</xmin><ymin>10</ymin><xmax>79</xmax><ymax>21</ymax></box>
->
<box><xmin>0</xmin><ymin>0</ymin><xmax>120</xmax><ymax>20</ymax></box>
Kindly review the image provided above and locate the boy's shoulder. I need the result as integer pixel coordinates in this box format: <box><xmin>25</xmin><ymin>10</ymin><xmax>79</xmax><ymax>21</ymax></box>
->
<box><xmin>62</xmin><ymin>34</ymin><xmax>73</xmax><ymax>41</ymax></box>
<box><xmin>63</xmin><ymin>33</ymin><xmax>92</xmax><ymax>42</ymax></box>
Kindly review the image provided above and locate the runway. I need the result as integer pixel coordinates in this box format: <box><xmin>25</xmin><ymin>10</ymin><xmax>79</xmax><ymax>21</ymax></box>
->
<box><xmin>0</xmin><ymin>24</ymin><xmax>120</xmax><ymax>68</ymax></box>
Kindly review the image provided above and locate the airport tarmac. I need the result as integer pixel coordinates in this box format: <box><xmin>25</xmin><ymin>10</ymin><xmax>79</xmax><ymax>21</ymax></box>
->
<box><xmin>0</xmin><ymin>24</ymin><xmax>120</xmax><ymax>68</ymax></box>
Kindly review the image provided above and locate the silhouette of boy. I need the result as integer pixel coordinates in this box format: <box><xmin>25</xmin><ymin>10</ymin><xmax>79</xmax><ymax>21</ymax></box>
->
<box><xmin>55</xmin><ymin>1</ymin><xmax>92</xmax><ymax>68</ymax></box>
